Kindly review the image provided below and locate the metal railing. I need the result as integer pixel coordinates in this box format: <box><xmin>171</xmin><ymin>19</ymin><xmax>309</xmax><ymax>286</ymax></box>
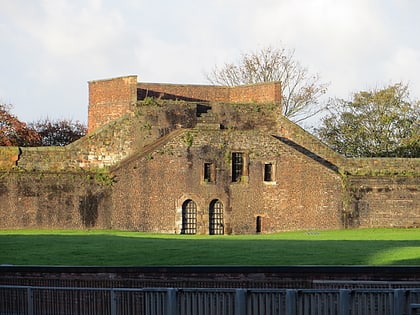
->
<box><xmin>1</xmin><ymin>286</ymin><xmax>420</xmax><ymax>315</ymax></box>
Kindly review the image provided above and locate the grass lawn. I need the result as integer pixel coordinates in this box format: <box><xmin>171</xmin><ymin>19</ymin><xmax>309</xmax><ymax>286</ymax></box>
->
<box><xmin>0</xmin><ymin>228</ymin><xmax>419</xmax><ymax>266</ymax></box>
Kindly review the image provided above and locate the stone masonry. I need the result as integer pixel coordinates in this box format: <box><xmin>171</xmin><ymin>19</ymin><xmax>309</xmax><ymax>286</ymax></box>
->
<box><xmin>0</xmin><ymin>75</ymin><xmax>418</xmax><ymax>233</ymax></box>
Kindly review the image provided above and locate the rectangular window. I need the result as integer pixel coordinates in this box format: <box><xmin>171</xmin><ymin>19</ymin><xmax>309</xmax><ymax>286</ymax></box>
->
<box><xmin>264</xmin><ymin>163</ymin><xmax>273</xmax><ymax>182</ymax></box>
<box><xmin>232</xmin><ymin>152</ymin><xmax>244</xmax><ymax>182</ymax></box>
<box><xmin>204</xmin><ymin>162</ymin><xmax>215</xmax><ymax>182</ymax></box>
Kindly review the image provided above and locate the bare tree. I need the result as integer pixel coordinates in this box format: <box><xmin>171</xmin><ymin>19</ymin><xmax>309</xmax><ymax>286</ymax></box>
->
<box><xmin>207</xmin><ymin>46</ymin><xmax>329</xmax><ymax>123</ymax></box>
<box><xmin>29</xmin><ymin>118</ymin><xmax>87</xmax><ymax>146</ymax></box>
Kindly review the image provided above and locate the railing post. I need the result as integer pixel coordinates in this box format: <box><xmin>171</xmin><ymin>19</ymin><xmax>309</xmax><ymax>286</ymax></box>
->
<box><xmin>339</xmin><ymin>289</ymin><xmax>351</xmax><ymax>315</ymax></box>
<box><xmin>110</xmin><ymin>290</ymin><xmax>117</xmax><ymax>315</ymax></box>
<box><xmin>166</xmin><ymin>288</ymin><xmax>177</xmax><ymax>315</ymax></box>
<box><xmin>27</xmin><ymin>287</ymin><xmax>34</xmax><ymax>315</ymax></box>
<box><xmin>235</xmin><ymin>289</ymin><xmax>247</xmax><ymax>315</ymax></box>
<box><xmin>393</xmin><ymin>289</ymin><xmax>406</xmax><ymax>315</ymax></box>
<box><xmin>286</xmin><ymin>289</ymin><xmax>297</xmax><ymax>315</ymax></box>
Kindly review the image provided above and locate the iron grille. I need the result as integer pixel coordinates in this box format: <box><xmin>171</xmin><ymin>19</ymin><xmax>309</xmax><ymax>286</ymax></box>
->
<box><xmin>209</xmin><ymin>200</ymin><xmax>224</xmax><ymax>235</ymax></box>
<box><xmin>181</xmin><ymin>200</ymin><xmax>197</xmax><ymax>235</ymax></box>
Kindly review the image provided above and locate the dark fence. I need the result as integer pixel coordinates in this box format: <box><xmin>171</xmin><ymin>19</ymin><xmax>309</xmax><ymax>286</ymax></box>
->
<box><xmin>2</xmin><ymin>266</ymin><xmax>420</xmax><ymax>289</ymax></box>
<box><xmin>1</xmin><ymin>286</ymin><xmax>420</xmax><ymax>315</ymax></box>
<box><xmin>2</xmin><ymin>266</ymin><xmax>420</xmax><ymax>314</ymax></box>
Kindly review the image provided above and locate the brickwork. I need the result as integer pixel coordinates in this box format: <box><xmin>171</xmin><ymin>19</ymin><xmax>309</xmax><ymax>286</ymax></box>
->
<box><xmin>137</xmin><ymin>81</ymin><xmax>281</xmax><ymax>104</ymax></box>
<box><xmin>88</xmin><ymin>76</ymin><xmax>137</xmax><ymax>133</ymax></box>
<box><xmin>344</xmin><ymin>158</ymin><xmax>419</xmax><ymax>175</ymax></box>
<box><xmin>0</xmin><ymin>171</ymin><xmax>111</xmax><ymax>229</ymax></box>
<box><xmin>88</xmin><ymin>77</ymin><xmax>281</xmax><ymax>137</ymax></box>
<box><xmin>347</xmin><ymin>176</ymin><xmax>420</xmax><ymax>228</ymax></box>
<box><xmin>110</xmin><ymin>129</ymin><xmax>343</xmax><ymax>233</ymax></box>
<box><xmin>0</xmin><ymin>74</ymin><xmax>418</xmax><ymax>233</ymax></box>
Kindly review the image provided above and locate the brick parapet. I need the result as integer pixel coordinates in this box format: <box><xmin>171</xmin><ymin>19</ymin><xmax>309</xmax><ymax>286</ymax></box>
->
<box><xmin>343</xmin><ymin>158</ymin><xmax>420</xmax><ymax>175</ymax></box>
<box><xmin>17</xmin><ymin>147</ymin><xmax>76</xmax><ymax>171</ymax></box>
<box><xmin>137</xmin><ymin>82</ymin><xmax>230</xmax><ymax>102</ymax></box>
<box><xmin>277</xmin><ymin>116</ymin><xmax>346</xmax><ymax>168</ymax></box>
<box><xmin>89</xmin><ymin>75</ymin><xmax>281</xmax><ymax>135</ymax></box>
<box><xmin>229</xmin><ymin>82</ymin><xmax>281</xmax><ymax>104</ymax></box>
<box><xmin>276</xmin><ymin>115</ymin><xmax>420</xmax><ymax>176</ymax></box>
<box><xmin>137</xmin><ymin>81</ymin><xmax>281</xmax><ymax>104</ymax></box>
<box><xmin>88</xmin><ymin>75</ymin><xmax>138</xmax><ymax>133</ymax></box>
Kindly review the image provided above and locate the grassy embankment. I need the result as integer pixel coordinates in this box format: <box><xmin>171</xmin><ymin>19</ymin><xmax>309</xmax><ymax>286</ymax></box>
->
<box><xmin>0</xmin><ymin>228</ymin><xmax>419</xmax><ymax>266</ymax></box>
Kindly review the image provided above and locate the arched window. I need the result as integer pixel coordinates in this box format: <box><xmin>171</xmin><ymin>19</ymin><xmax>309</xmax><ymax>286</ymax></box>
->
<box><xmin>209</xmin><ymin>199</ymin><xmax>224</xmax><ymax>235</ymax></box>
<box><xmin>181</xmin><ymin>199</ymin><xmax>197</xmax><ymax>234</ymax></box>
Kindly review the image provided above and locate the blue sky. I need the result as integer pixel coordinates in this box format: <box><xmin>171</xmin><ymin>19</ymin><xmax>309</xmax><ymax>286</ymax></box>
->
<box><xmin>1</xmin><ymin>0</ymin><xmax>420</xmax><ymax>126</ymax></box>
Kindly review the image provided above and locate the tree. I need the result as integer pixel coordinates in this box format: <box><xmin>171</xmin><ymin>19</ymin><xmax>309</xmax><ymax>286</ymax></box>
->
<box><xmin>29</xmin><ymin>118</ymin><xmax>87</xmax><ymax>146</ymax></box>
<box><xmin>0</xmin><ymin>103</ymin><xmax>40</xmax><ymax>146</ymax></box>
<box><xmin>0</xmin><ymin>104</ymin><xmax>86</xmax><ymax>147</ymax></box>
<box><xmin>206</xmin><ymin>46</ymin><xmax>329</xmax><ymax>123</ymax></box>
<box><xmin>316</xmin><ymin>83</ymin><xmax>420</xmax><ymax>158</ymax></box>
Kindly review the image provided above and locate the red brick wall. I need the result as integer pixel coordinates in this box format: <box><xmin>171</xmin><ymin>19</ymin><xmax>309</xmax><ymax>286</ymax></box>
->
<box><xmin>0</xmin><ymin>172</ymin><xmax>111</xmax><ymax>229</ymax></box>
<box><xmin>88</xmin><ymin>76</ymin><xmax>138</xmax><ymax>133</ymax></box>
<box><xmin>137</xmin><ymin>82</ymin><xmax>230</xmax><ymax>102</ymax></box>
<box><xmin>229</xmin><ymin>82</ymin><xmax>281</xmax><ymax>103</ymax></box>
<box><xmin>110</xmin><ymin>129</ymin><xmax>343</xmax><ymax>234</ymax></box>
<box><xmin>137</xmin><ymin>82</ymin><xmax>281</xmax><ymax>104</ymax></box>
<box><xmin>1</xmin><ymin>74</ymin><xmax>418</xmax><ymax>233</ymax></box>
<box><xmin>348</xmin><ymin>176</ymin><xmax>420</xmax><ymax>228</ymax></box>
<box><xmin>88</xmin><ymin>76</ymin><xmax>281</xmax><ymax>134</ymax></box>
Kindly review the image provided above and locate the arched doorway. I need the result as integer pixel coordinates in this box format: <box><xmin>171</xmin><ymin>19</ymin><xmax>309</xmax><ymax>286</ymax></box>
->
<box><xmin>209</xmin><ymin>199</ymin><xmax>224</xmax><ymax>235</ymax></box>
<box><xmin>181</xmin><ymin>199</ymin><xmax>197</xmax><ymax>234</ymax></box>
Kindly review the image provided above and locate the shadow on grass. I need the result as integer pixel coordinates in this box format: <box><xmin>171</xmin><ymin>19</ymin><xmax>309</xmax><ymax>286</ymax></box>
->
<box><xmin>1</xmin><ymin>234</ymin><xmax>419</xmax><ymax>266</ymax></box>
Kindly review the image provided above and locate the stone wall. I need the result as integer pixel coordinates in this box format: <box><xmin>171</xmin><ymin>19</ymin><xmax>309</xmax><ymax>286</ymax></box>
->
<box><xmin>0</xmin><ymin>102</ymin><xmax>197</xmax><ymax>171</ymax></box>
<box><xmin>346</xmin><ymin>176</ymin><xmax>420</xmax><ymax>228</ymax></box>
<box><xmin>344</xmin><ymin>158</ymin><xmax>419</xmax><ymax>176</ymax></box>
<box><xmin>110</xmin><ymin>129</ymin><xmax>343</xmax><ymax>233</ymax></box>
<box><xmin>0</xmin><ymin>171</ymin><xmax>111</xmax><ymax>229</ymax></box>
<box><xmin>0</xmin><ymin>74</ymin><xmax>418</xmax><ymax>233</ymax></box>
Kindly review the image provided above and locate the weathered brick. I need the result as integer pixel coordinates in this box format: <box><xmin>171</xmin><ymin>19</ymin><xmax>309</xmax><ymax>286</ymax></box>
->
<box><xmin>0</xmin><ymin>75</ymin><xmax>418</xmax><ymax>233</ymax></box>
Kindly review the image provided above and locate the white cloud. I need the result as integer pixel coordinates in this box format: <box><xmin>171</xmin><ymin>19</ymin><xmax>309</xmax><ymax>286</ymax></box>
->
<box><xmin>385</xmin><ymin>47</ymin><xmax>420</xmax><ymax>94</ymax></box>
<box><xmin>0</xmin><ymin>0</ymin><xmax>419</xmax><ymax>124</ymax></box>
<box><xmin>249</xmin><ymin>0</ymin><xmax>391</xmax><ymax>93</ymax></box>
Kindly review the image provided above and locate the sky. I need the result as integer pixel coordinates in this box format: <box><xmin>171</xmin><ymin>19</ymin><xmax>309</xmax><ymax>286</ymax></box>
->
<box><xmin>1</xmin><ymin>0</ymin><xmax>420</xmax><ymax>127</ymax></box>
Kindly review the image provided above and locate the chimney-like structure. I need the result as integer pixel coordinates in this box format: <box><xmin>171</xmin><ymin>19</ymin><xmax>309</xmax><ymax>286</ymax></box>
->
<box><xmin>88</xmin><ymin>75</ymin><xmax>138</xmax><ymax>133</ymax></box>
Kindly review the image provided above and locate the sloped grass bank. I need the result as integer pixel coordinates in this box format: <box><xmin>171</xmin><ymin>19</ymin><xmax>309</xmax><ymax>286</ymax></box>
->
<box><xmin>0</xmin><ymin>228</ymin><xmax>419</xmax><ymax>266</ymax></box>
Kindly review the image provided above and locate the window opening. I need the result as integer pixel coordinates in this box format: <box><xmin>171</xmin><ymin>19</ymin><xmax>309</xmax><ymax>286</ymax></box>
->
<box><xmin>181</xmin><ymin>199</ymin><xmax>197</xmax><ymax>235</ymax></box>
<box><xmin>256</xmin><ymin>216</ymin><xmax>262</xmax><ymax>233</ymax></box>
<box><xmin>264</xmin><ymin>163</ymin><xmax>273</xmax><ymax>182</ymax></box>
<box><xmin>204</xmin><ymin>162</ymin><xmax>215</xmax><ymax>182</ymax></box>
<box><xmin>209</xmin><ymin>199</ymin><xmax>224</xmax><ymax>235</ymax></box>
<box><xmin>232</xmin><ymin>152</ymin><xmax>244</xmax><ymax>182</ymax></box>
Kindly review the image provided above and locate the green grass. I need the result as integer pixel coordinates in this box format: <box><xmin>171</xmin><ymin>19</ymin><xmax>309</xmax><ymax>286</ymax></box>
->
<box><xmin>0</xmin><ymin>228</ymin><xmax>419</xmax><ymax>266</ymax></box>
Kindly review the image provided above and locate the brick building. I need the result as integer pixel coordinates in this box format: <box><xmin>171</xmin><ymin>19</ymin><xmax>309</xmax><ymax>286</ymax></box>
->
<box><xmin>0</xmin><ymin>75</ymin><xmax>418</xmax><ymax>233</ymax></box>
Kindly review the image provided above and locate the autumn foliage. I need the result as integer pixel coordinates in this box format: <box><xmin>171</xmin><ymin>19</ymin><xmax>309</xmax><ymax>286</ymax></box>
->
<box><xmin>0</xmin><ymin>104</ymin><xmax>86</xmax><ymax>147</ymax></box>
<box><xmin>0</xmin><ymin>104</ymin><xmax>40</xmax><ymax>146</ymax></box>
